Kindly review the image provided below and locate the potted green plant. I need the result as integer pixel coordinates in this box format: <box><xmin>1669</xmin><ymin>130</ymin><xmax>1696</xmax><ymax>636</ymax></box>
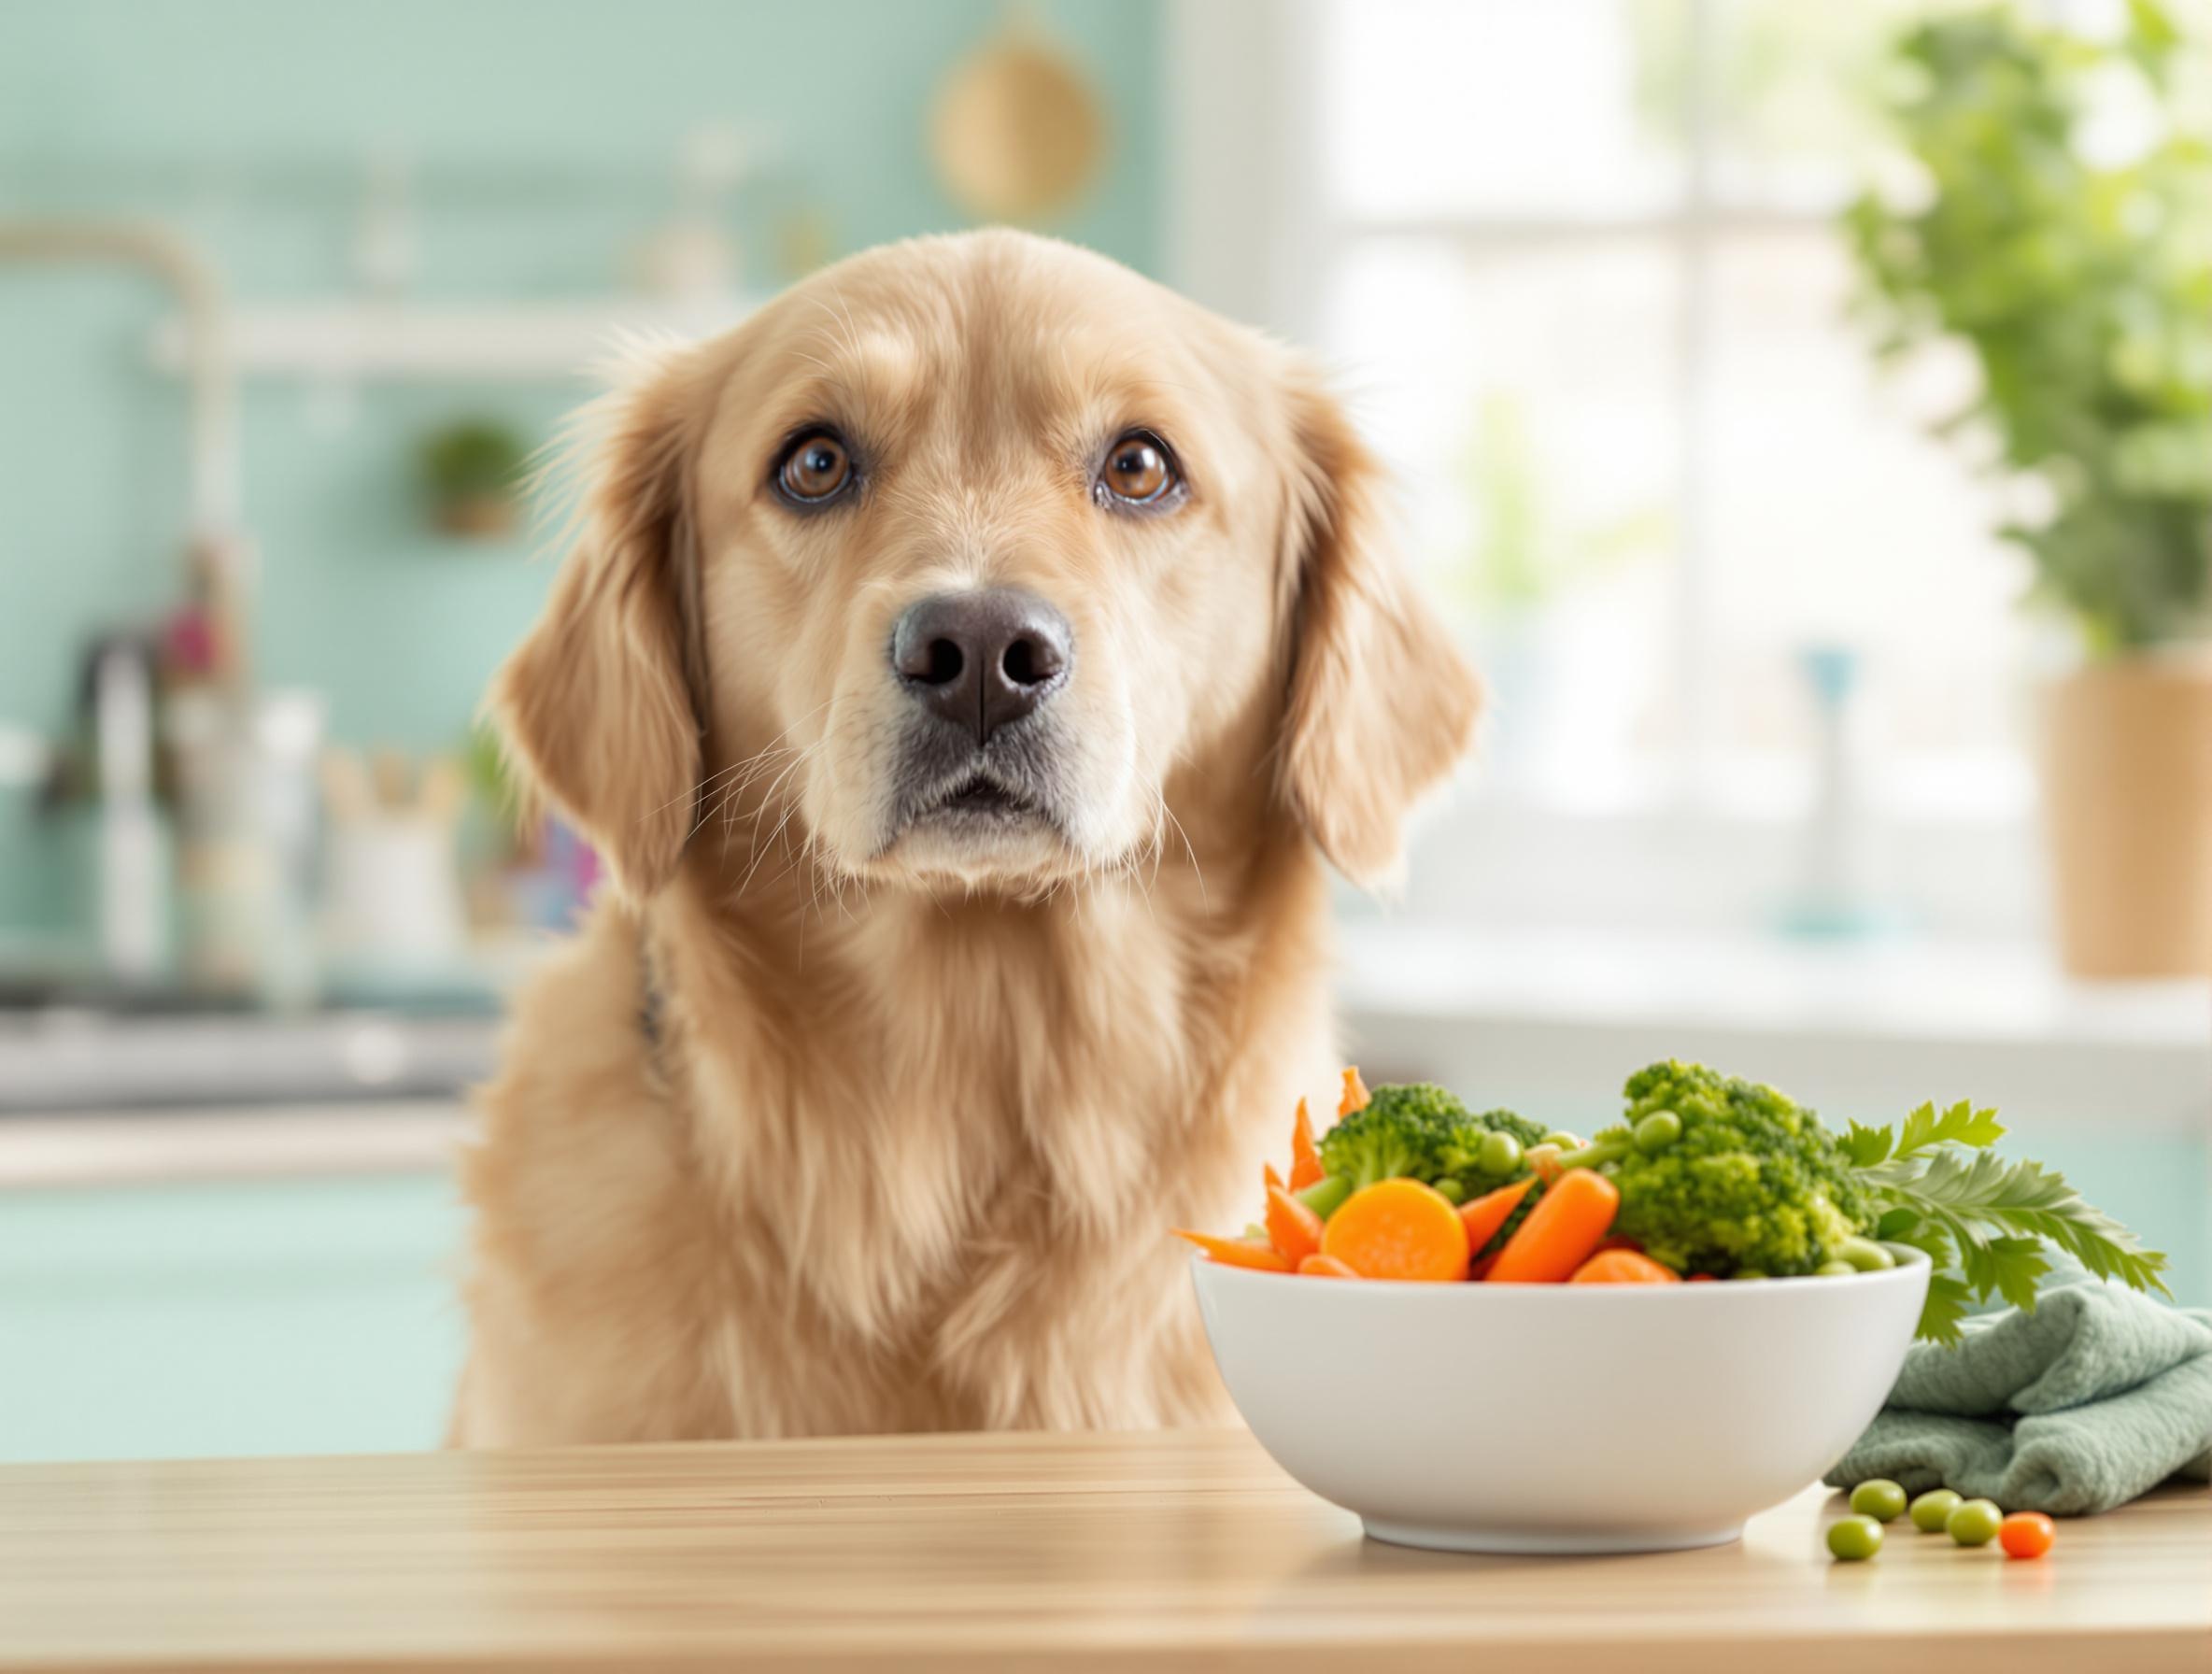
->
<box><xmin>1847</xmin><ymin>0</ymin><xmax>2212</xmax><ymax>976</ymax></box>
<box><xmin>418</xmin><ymin>418</ymin><xmax>529</xmax><ymax>539</ymax></box>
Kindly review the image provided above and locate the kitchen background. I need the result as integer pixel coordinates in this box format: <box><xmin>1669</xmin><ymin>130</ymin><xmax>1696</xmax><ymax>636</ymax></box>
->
<box><xmin>4</xmin><ymin>0</ymin><xmax>2208</xmax><ymax>1461</ymax></box>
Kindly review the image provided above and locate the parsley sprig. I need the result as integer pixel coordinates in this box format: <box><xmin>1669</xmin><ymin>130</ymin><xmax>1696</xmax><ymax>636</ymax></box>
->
<box><xmin>1843</xmin><ymin>1100</ymin><xmax>2171</xmax><ymax>1344</ymax></box>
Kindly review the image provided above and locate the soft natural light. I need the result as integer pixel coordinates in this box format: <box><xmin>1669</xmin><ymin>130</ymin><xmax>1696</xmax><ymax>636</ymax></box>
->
<box><xmin>1314</xmin><ymin>0</ymin><xmax>2038</xmax><ymax>815</ymax></box>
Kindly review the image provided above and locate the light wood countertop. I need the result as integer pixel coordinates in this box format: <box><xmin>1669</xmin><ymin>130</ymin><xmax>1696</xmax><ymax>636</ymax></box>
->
<box><xmin>1</xmin><ymin>1428</ymin><xmax>2205</xmax><ymax>1673</ymax></box>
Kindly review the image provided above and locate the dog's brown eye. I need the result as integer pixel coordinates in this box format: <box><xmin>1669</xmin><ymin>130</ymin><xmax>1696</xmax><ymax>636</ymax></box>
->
<box><xmin>777</xmin><ymin>432</ymin><xmax>852</xmax><ymax>504</ymax></box>
<box><xmin>1100</xmin><ymin>432</ymin><xmax>1177</xmax><ymax>506</ymax></box>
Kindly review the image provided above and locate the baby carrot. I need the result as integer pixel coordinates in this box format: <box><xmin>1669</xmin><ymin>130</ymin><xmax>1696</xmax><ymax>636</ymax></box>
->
<box><xmin>1265</xmin><ymin>1184</ymin><xmax>1326</xmax><ymax>1267</ymax></box>
<box><xmin>1264</xmin><ymin>1160</ymin><xmax>1285</xmax><ymax>1193</ymax></box>
<box><xmin>1338</xmin><ymin>1066</ymin><xmax>1372</xmax><ymax>1117</ymax></box>
<box><xmin>1567</xmin><ymin>1249</ymin><xmax>1680</xmax><ymax>1284</ymax></box>
<box><xmin>1455</xmin><ymin>1176</ymin><xmax>1537</xmax><ymax>1253</ymax></box>
<box><xmin>1289</xmin><ymin>1097</ymin><xmax>1325</xmax><ymax>1190</ymax></box>
<box><xmin>1487</xmin><ymin>1168</ymin><xmax>1621</xmax><ymax>1284</ymax></box>
<box><xmin>1297</xmin><ymin>1253</ymin><xmax>1361</xmax><ymax>1278</ymax></box>
<box><xmin>1173</xmin><ymin>1229</ymin><xmax>1293</xmax><ymax>1272</ymax></box>
<box><xmin>1320</xmin><ymin>1179</ymin><xmax>1470</xmax><ymax>1282</ymax></box>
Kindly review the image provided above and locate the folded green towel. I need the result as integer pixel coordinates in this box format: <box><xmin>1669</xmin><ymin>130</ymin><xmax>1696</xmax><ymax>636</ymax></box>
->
<box><xmin>1825</xmin><ymin>1267</ymin><xmax>2212</xmax><ymax>1515</ymax></box>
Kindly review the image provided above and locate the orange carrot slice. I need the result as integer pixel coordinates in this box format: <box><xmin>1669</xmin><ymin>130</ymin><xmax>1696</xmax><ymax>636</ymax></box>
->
<box><xmin>1338</xmin><ymin>1066</ymin><xmax>1372</xmax><ymax>1117</ymax></box>
<box><xmin>1568</xmin><ymin>1249</ymin><xmax>1680</xmax><ymax>1284</ymax></box>
<box><xmin>1288</xmin><ymin>1097</ymin><xmax>1324</xmax><ymax>1190</ymax></box>
<box><xmin>1320</xmin><ymin>1179</ymin><xmax>1470</xmax><ymax>1282</ymax></box>
<box><xmin>1456</xmin><ymin>1176</ymin><xmax>1537</xmax><ymax>1254</ymax></box>
<box><xmin>1265</xmin><ymin>1185</ymin><xmax>1326</xmax><ymax>1267</ymax></box>
<box><xmin>1173</xmin><ymin>1229</ymin><xmax>1293</xmax><ymax>1272</ymax></box>
<box><xmin>1297</xmin><ymin>1253</ymin><xmax>1361</xmax><ymax>1279</ymax></box>
<box><xmin>1264</xmin><ymin>1160</ymin><xmax>1285</xmax><ymax>1194</ymax></box>
<box><xmin>1487</xmin><ymin>1169</ymin><xmax>1621</xmax><ymax>1284</ymax></box>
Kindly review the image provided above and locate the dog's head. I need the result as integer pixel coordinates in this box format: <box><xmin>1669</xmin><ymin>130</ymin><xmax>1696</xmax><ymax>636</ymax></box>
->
<box><xmin>495</xmin><ymin>231</ymin><xmax>1478</xmax><ymax>901</ymax></box>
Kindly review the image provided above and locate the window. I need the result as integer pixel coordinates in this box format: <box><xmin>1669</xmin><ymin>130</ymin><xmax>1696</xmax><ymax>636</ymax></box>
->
<box><xmin>1307</xmin><ymin>0</ymin><xmax>2035</xmax><ymax>818</ymax></box>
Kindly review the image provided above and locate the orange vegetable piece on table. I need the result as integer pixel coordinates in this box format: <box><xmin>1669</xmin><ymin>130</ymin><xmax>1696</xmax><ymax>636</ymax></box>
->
<box><xmin>1264</xmin><ymin>1185</ymin><xmax>1326</xmax><ymax>1267</ymax></box>
<box><xmin>1173</xmin><ymin>1230</ymin><xmax>1292</xmax><ymax>1272</ymax></box>
<box><xmin>1320</xmin><ymin>1179</ymin><xmax>1470</xmax><ymax>1282</ymax></box>
<box><xmin>1487</xmin><ymin>1168</ymin><xmax>1621</xmax><ymax>1284</ymax></box>
<box><xmin>1288</xmin><ymin>1097</ymin><xmax>1325</xmax><ymax>1190</ymax></box>
<box><xmin>1297</xmin><ymin>1253</ymin><xmax>1361</xmax><ymax>1278</ymax></box>
<box><xmin>1456</xmin><ymin>1176</ymin><xmax>1537</xmax><ymax>1254</ymax></box>
<box><xmin>1264</xmin><ymin>1160</ymin><xmax>1284</xmax><ymax>1193</ymax></box>
<box><xmin>2000</xmin><ymin>1511</ymin><xmax>2055</xmax><ymax>1559</ymax></box>
<box><xmin>1338</xmin><ymin>1066</ymin><xmax>1371</xmax><ymax>1116</ymax></box>
<box><xmin>1567</xmin><ymin>1249</ymin><xmax>1680</xmax><ymax>1284</ymax></box>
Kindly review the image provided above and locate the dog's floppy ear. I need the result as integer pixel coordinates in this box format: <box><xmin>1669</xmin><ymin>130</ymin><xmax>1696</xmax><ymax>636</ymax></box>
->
<box><xmin>490</xmin><ymin>350</ymin><xmax>710</xmax><ymax>898</ymax></box>
<box><xmin>1278</xmin><ymin>370</ymin><xmax>1482</xmax><ymax>887</ymax></box>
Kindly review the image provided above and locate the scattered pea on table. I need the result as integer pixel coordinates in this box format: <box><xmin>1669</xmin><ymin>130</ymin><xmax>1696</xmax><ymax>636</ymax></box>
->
<box><xmin>1948</xmin><ymin>1498</ymin><xmax>2005</xmax><ymax>1547</ymax></box>
<box><xmin>1827</xmin><ymin>1514</ymin><xmax>1884</xmax><ymax>1561</ymax></box>
<box><xmin>1910</xmin><ymin>1488</ymin><xmax>1963</xmax><ymax>1532</ymax></box>
<box><xmin>2000</xmin><ymin>1511</ymin><xmax>2056</xmax><ymax>1559</ymax></box>
<box><xmin>1849</xmin><ymin>1480</ymin><xmax>1907</xmax><ymax>1523</ymax></box>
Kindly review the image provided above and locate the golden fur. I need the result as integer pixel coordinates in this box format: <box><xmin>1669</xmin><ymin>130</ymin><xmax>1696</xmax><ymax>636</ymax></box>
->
<box><xmin>453</xmin><ymin>230</ymin><xmax>1479</xmax><ymax>1443</ymax></box>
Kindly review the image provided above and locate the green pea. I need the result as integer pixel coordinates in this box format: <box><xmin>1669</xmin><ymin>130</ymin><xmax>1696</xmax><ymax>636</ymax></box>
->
<box><xmin>1633</xmin><ymin>1110</ymin><xmax>1682</xmax><ymax>1153</ymax></box>
<box><xmin>1540</xmin><ymin>1130</ymin><xmax>1583</xmax><ymax>1150</ymax></box>
<box><xmin>1826</xmin><ymin>1514</ymin><xmax>1883</xmax><ymax>1561</ymax></box>
<box><xmin>1476</xmin><ymin>1130</ymin><xmax>1523</xmax><ymax>1176</ymax></box>
<box><xmin>1947</xmin><ymin>1498</ymin><xmax>2003</xmax><ymax>1547</ymax></box>
<box><xmin>1849</xmin><ymin>1480</ymin><xmax>1907</xmax><ymax>1523</ymax></box>
<box><xmin>1816</xmin><ymin>1259</ymin><xmax>1859</xmax><ymax>1277</ymax></box>
<box><xmin>1910</xmin><ymin>1488</ymin><xmax>1962</xmax><ymax>1533</ymax></box>
<box><xmin>1432</xmin><ymin>1177</ymin><xmax>1467</xmax><ymax>1205</ymax></box>
<box><xmin>1838</xmin><ymin>1237</ymin><xmax>1896</xmax><ymax>1272</ymax></box>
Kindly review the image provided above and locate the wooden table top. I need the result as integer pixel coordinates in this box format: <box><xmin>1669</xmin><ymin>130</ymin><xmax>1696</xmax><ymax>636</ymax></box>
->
<box><xmin>2</xmin><ymin>1428</ymin><xmax>2205</xmax><ymax>1673</ymax></box>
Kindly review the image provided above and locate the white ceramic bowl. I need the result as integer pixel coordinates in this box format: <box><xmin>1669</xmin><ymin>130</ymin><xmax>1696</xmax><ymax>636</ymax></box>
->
<box><xmin>1192</xmin><ymin>1247</ymin><xmax>1929</xmax><ymax>1553</ymax></box>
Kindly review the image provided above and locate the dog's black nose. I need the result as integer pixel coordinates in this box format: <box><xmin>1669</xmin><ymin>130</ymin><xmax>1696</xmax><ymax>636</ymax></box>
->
<box><xmin>891</xmin><ymin>589</ymin><xmax>1072</xmax><ymax>746</ymax></box>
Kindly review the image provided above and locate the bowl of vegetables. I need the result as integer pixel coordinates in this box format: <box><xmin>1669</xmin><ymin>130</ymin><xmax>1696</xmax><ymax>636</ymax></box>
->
<box><xmin>1183</xmin><ymin>1061</ymin><xmax>2167</xmax><ymax>1554</ymax></box>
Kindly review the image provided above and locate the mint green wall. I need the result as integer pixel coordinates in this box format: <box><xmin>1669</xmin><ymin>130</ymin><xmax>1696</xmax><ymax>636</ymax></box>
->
<box><xmin>0</xmin><ymin>1173</ymin><xmax>467</xmax><ymax>1461</ymax></box>
<box><xmin>0</xmin><ymin>0</ymin><xmax>1163</xmax><ymax>936</ymax></box>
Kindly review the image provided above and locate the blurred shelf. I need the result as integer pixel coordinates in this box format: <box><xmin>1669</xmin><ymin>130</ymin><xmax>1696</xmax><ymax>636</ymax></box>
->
<box><xmin>0</xmin><ymin>1009</ymin><xmax>498</xmax><ymax>1114</ymax></box>
<box><xmin>148</xmin><ymin>295</ymin><xmax>760</xmax><ymax>380</ymax></box>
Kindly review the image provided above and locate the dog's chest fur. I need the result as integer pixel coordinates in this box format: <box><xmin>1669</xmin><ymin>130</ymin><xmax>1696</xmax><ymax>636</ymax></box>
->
<box><xmin>457</xmin><ymin>842</ymin><xmax>1335</xmax><ymax>1444</ymax></box>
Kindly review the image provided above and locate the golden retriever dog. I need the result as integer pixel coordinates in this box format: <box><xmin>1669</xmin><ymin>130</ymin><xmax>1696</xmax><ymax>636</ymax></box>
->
<box><xmin>453</xmin><ymin>229</ymin><xmax>1478</xmax><ymax>1444</ymax></box>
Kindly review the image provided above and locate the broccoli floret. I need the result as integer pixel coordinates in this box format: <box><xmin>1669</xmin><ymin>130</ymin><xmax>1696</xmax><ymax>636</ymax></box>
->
<box><xmin>1465</xmin><ymin>1108</ymin><xmax>1553</xmax><ymax>1151</ymax></box>
<box><xmin>1560</xmin><ymin>1060</ymin><xmax>1874</xmax><ymax>1277</ymax></box>
<box><xmin>1317</xmin><ymin>1083</ymin><xmax>1467</xmax><ymax>1188</ymax></box>
<box><xmin>1429</xmin><ymin>1108</ymin><xmax>1551</xmax><ymax>1181</ymax></box>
